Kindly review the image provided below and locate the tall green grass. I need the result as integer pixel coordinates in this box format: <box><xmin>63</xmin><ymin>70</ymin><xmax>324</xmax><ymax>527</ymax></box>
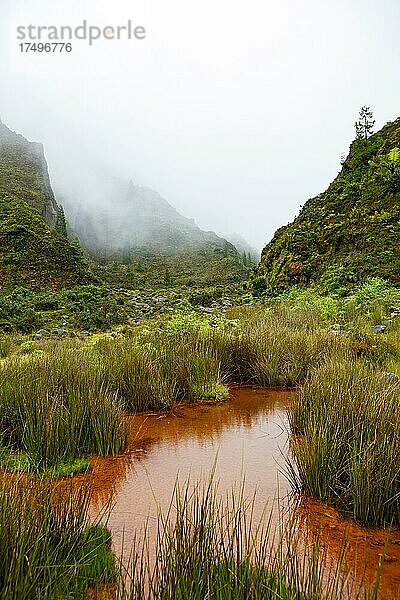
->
<box><xmin>93</xmin><ymin>334</ymin><xmax>227</xmax><ymax>408</ymax></box>
<box><xmin>0</xmin><ymin>353</ymin><xmax>127</xmax><ymax>472</ymax></box>
<box><xmin>288</xmin><ymin>359</ymin><xmax>400</xmax><ymax>526</ymax></box>
<box><xmin>0</xmin><ymin>335</ymin><xmax>15</xmax><ymax>359</ymax></box>
<box><xmin>119</xmin><ymin>479</ymin><xmax>376</xmax><ymax>599</ymax></box>
<box><xmin>0</xmin><ymin>302</ymin><xmax>394</xmax><ymax>473</ymax></box>
<box><xmin>207</xmin><ymin>306</ymin><xmax>353</xmax><ymax>386</ymax></box>
<box><xmin>0</xmin><ymin>476</ymin><xmax>383</xmax><ymax>599</ymax></box>
<box><xmin>0</xmin><ymin>479</ymin><xmax>116</xmax><ymax>599</ymax></box>
<box><xmin>0</xmin><ymin>328</ymin><xmax>229</xmax><ymax>470</ymax></box>
<box><xmin>101</xmin><ymin>341</ymin><xmax>177</xmax><ymax>411</ymax></box>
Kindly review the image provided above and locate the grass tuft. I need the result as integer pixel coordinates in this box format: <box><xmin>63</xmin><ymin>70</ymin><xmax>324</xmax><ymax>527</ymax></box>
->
<box><xmin>120</xmin><ymin>478</ymin><xmax>375</xmax><ymax>599</ymax></box>
<box><xmin>288</xmin><ymin>358</ymin><xmax>400</xmax><ymax>526</ymax></box>
<box><xmin>0</xmin><ymin>480</ymin><xmax>117</xmax><ymax>598</ymax></box>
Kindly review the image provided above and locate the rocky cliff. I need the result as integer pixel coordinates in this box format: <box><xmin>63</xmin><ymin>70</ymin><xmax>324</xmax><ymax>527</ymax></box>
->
<box><xmin>62</xmin><ymin>173</ymin><xmax>249</xmax><ymax>285</ymax></box>
<box><xmin>0</xmin><ymin>121</ymin><xmax>58</xmax><ymax>226</ymax></box>
<box><xmin>0</xmin><ymin>122</ymin><xmax>92</xmax><ymax>289</ymax></box>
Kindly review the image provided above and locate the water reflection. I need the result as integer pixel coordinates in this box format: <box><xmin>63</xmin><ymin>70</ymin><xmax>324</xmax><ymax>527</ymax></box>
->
<box><xmin>80</xmin><ymin>386</ymin><xmax>292</xmax><ymax>551</ymax></box>
<box><xmin>7</xmin><ymin>384</ymin><xmax>397</xmax><ymax>598</ymax></box>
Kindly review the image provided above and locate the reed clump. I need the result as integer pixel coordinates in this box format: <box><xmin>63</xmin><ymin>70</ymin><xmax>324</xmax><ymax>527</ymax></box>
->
<box><xmin>289</xmin><ymin>359</ymin><xmax>400</xmax><ymax>526</ymax></box>
<box><xmin>0</xmin><ymin>302</ymin><xmax>394</xmax><ymax>474</ymax></box>
<box><xmin>0</xmin><ymin>480</ymin><xmax>116</xmax><ymax>599</ymax></box>
<box><xmin>208</xmin><ymin>306</ymin><xmax>353</xmax><ymax>386</ymax></box>
<box><xmin>0</xmin><ymin>352</ymin><xmax>127</xmax><ymax>473</ymax></box>
<box><xmin>120</xmin><ymin>479</ymin><xmax>373</xmax><ymax>599</ymax></box>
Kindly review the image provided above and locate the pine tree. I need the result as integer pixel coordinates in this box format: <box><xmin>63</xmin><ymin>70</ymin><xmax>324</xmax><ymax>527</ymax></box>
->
<box><xmin>355</xmin><ymin>106</ymin><xmax>375</xmax><ymax>140</ymax></box>
<box><xmin>55</xmin><ymin>205</ymin><xmax>68</xmax><ymax>237</ymax></box>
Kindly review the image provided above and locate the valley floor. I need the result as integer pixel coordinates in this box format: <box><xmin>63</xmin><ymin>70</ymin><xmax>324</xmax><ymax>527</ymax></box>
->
<box><xmin>1</xmin><ymin>278</ymin><xmax>400</xmax><ymax>598</ymax></box>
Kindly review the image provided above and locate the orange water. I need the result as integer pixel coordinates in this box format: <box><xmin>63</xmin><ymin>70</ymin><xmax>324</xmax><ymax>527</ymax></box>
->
<box><xmin>70</xmin><ymin>386</ymin><xmax>400</xmax><ymax>598</ymax></box>
<box><xmin>79</xmin><ymin>386</ymin><xmax>292</xmax><ymax>552</ymax></box>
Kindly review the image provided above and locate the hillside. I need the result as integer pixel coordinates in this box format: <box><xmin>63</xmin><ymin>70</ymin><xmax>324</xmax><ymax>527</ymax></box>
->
<box><xmin>69</xmin><ymin>179</ymin><xmax>221</xmax><ymax>254</ymax></box>
<box><xmin>0</xmin><ymin>122</ymin><xmax>92</xmax><ymax>290</ymax></box>
<box><xmin>62</xmin><ymin>174</ymin><xmax>248</xmax><ymax>285</ymax></box>
<box><xmin>224</xmin><ymin>233</ymin><xmax>259</xmax><ymax>262</ymax></box>
<box><xmin>255</xmin><ymin>117</ymin><xmax>400</xmax><ymax>294</ymax></box>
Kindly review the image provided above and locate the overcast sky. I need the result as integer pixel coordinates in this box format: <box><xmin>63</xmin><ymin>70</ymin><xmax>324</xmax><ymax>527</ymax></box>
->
<box><xmin>1</xmin><ymin>0</ymin><xmax>400</xmax><ymax>250</ymax></box>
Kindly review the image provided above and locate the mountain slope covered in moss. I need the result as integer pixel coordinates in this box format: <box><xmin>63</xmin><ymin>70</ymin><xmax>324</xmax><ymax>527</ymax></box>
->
<box><xmin>255</xmin><ymin>117</ymin><xmax>400</xmax><ymax>294</ymax></box>
<box><xmin>0</xmin><ymin>122</ymin><xmax>92</xmax><ymax>290</ymax></box>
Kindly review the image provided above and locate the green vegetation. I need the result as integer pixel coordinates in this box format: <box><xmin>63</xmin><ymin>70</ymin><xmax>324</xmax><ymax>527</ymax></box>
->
<box><xmin>288</xmin><ymin>359</ymin><xmax>400</xmax><ymax>527</ymax></box>
<box><xmin>0</xmin><ymin>196</ymin><xmax>92</xmax><ymax>290</ymax></box>
<box><xmin>0</xmin><ymin>278</ymin><xmax>399</xmax><ymax>509</ymax></box>
<box><xmin>0</xmin><ymin>477</ymin><xmax>380</xmax><ymax>599</ymax></box>
<box><xmin>0</xmin><ymin>451</ymin><xmax>91</xmax><ymax>477</ymax></box>
<box><xmin>69</xmin><ymin>173</ymin><xmax>250</xmax><ymax>287</ymax></box>
<box><xmin>0</xmin><ymin>480</ymin><xmax>116</xmax><ymax>599</ymax></box>
<box><xmin>0</xmin><ymin>308</ymin><xmax>230</xmax><ymax>472</ymax></box>
<box><xmin>0</xmin><ymin>122</ymin><xmax>57</xmax><ymax>219</ymax></box>
<box><xmin>0</xmin><ymin>121</ymin><xmax>249</xmax><ymax>292</ymax></box>
<box><xmin>0</xmin><ymin>122</ymin><xmax>93</xmax><ymax>290</ymax></box>
<box><xmin>55</xmin><ymin>204</ymin><xmax>68</xmax><ymax>237</ymax></box>
<box><xmin>2</xmin><ymin>116</ymin><xmax>400</xmax><ymax>596</ymax></box>
<box><xmin>255</xmin><ymin>116</ymin><xmax>400</xmax><ymax>294</ymax></box>
<box><xmin>0</xmin><ymin>277</ymin><xmax>398</xmax><ymax>592</ymax></box>
<box><xmin>93</xmin><ymin>245</ymin><xmax>249</xmax><ymax>289</ymax></box>
<box><xmin>126</xmin><ymin>245</ymin><xmax>249</xmax><ymax>288</ymax></box>
<box><xmin>355</xmin><ymin>106</ymin><xmax>375</xmax><ymax>140</ymax></box>
<box><xmin>261</xmin><ymin>279</ymin><xmax>400</xmax><ymax>527</ymax></box>
<box><xmin>0</xmin><ymin>283</ymin><xmax>247</xmax><ymax>333</ymax></box>
<box><xmin>122</xmin><ymin>479</ymin><xmax>376</xmax><ymax>599</ymax></box>
<box><xmin>0</xmin><ymin>349</ymin><xmax>127</xmax><ymax>473</ymax></box>
<box><xmin>0</xmin><ymin>281</ymin><xmax>392</xmax><ymax>476</ymax></box>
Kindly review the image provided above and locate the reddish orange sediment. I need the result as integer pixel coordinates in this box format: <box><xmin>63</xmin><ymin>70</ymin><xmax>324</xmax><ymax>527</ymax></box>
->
<box><xmin>78</xmin><ymin>386</ymin><xmax>292</xmax><ymax>555</ymax></box>
<box><xmin>3</xmin><ymin>386</ymin><xmax>399</xmax><ymax>598</ymax></box>
<box><xmin>297</xmin><ymin>496</ymin><xmax>400</xmax><ymax>600</ymax></box>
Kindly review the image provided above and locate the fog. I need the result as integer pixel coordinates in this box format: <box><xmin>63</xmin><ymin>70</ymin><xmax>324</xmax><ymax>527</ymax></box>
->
<box><xmin>1</xmin><ymin>0</ymin><xmax>400</xmax><ymax>251</ymax></box>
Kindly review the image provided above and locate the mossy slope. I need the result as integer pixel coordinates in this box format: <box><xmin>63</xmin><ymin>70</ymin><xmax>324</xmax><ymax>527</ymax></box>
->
<box><xmin>256</xmin><ymin>117</ymin><xmax>400</xmax><ymax>293</ymax></box>
<box><xmin>0</xmin><ymin>122</ymin><xmax>92</xmax><ymax>289</ymax></box>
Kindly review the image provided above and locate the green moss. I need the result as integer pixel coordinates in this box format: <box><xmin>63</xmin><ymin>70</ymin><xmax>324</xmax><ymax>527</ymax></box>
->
<box><xmin>255</xmin><ymin>117</ymin><xmax>400</xmax><ymax>294</ymax></box>
<box><xmin>0</xmin><ymin>452</ymin><xmax>32</xmax><ymax>473</ymax></box>
<box><xmin>0</xmin><ymin>450</ymin><xmax>91</xmax><ymax>477</ymax></box>
<box><xmin>45</xmin><ymin>458</ymin><xmax>91</xmax><ymax>477</ymax></box>
<box><xmin>191</xmin><ymin>382</ymin><xmax>229</xmax><ymax>401</ymax></box>
<box><xmin>0</xmin><ymin>123</ymin><xmax>93</xmax><ymax>291</ymax></box>
<box><xmin>0</xmin><ymin>196</ymin><xmax>93</xmax><ymax>290</ymax></box>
